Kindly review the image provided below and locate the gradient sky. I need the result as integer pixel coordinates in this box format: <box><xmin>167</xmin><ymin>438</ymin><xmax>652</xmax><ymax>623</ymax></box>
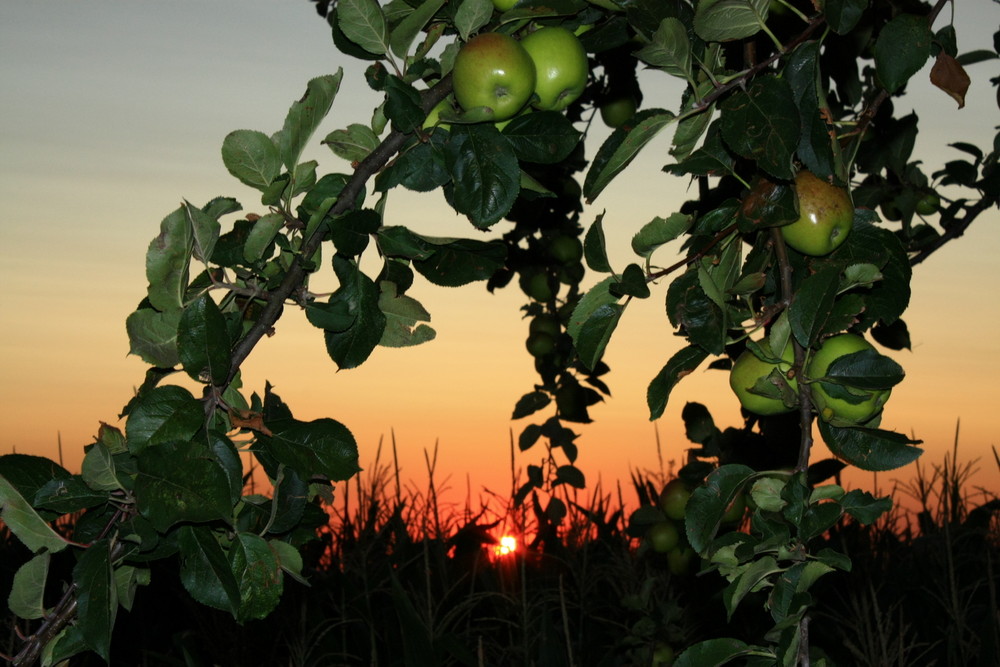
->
<box><xmin>2</xmin><ymin>1</ymin><xmax>999</xmax><ymax>510</ymax></box>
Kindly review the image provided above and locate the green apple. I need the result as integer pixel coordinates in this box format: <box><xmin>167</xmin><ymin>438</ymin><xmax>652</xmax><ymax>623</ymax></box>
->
<box><xmin>452</xmin><ymin>33</ymin><xmax>536</xmax><ymax>122</ymax></box>
<box><xmin>586</xmin><ymin>0</ymin><xmax>623</xmax><ymax>11</ymax></box>
<box><xmin>519</xmin><ymin>27</ymin><xmax>589</xmax><ymax>112</ymax></box>
<box><xmin>647</xmin><ymin>520</ymin><xmax>680</xmax><ymax>553</ymax></box>
<box><xmin>526</xmin><ymin>331</ymin><xmax>556</xmax><ymax>357</ymax></box>
<box><xmin>780</xmin><ymin>170</ymin><xmax>853</xmax><ymax>256</ymax></box>
<box><xmin>651</xmin><ymin>642</ymin><xmax>676</xmax><ymax>666</ymax></box>
<box><xmin>492</xmin><ymin>0</ymin><xmax>519</xmax><ymax>10</ymax></box>
<box><xmin>666</xmin><ymin>545</ymin><xmax>697</xmax><ymax>575</ymax></box>
<box><xmin>729</xmin><ymin>339</ymin><xmax>797</xmax><ymax>415</ymax></box>
<box><xmin>721</xmin><ymin>492</ymin><xmax>747</xmax><ymax>524</ymax></box>
<box><xmin>529</xmin><ymin>314</ymin><xmax>561</xmax><ymax>338</ymax></box>
<box><xmin>807</xmin><ymin>333</ymin><xmax>891</xmax><ymax>424</ymax></box>
<box><xmin>916</xmin><ymin>192</ymin><xmax>940</xmax><ymax>215</ymax></box>
<box><xmin>422</xmin><ymin>96</ymin><xmax>454</xmax><ymax>130</ymax></box>
<box><xmin>548</xmin><ymin>234</ymin><xmax>583</xmax><ymax>265</ymax></box>
<box><xmin>599</xmin><ymin>94</ymin><xmax>637</xmax><ymax>128</ymax></box>
<box><xmin>658</xmin><ymin>479</ymin><xmax>691</xmax><ymax>521</ymax></box>
<box><xmin>520</xmin><ymin>271</ymin><xmax>554</xmax><ymax>302</ymax></box>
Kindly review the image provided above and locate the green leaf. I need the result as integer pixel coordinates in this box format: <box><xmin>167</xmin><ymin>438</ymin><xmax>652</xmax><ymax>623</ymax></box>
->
<box><xmin>221</xmin><ymin>130</ymin><xmax>281</xmax><ymax>191</ymax></box>
<box><xmin>125</xmin><ymin>385</ymin><xmax>204</xmax><ymax>454</ymax></box>
<box><xmin>788</xmin><ymin>267</ymin><xmax>839</xmax><ymax>348</ymax></box>
<box><xmin>647</xmin><ymin>345</ymin><xmax>710</xmax><ymax>420</ymax></box>
<box><xmin>413</xmin><ymin>237</ymin><xmax>507</xmax><ymax>287</ymax></box>
<box><xmin>501</xmin><ymin>111</ymin><xmax>582</xmax><ymax>164</ymax></box>
<box><xmin>178</xmin><ymin>525</ymin><xmax>242</xmax><ymax>614</ymax></box>
<box><xmin>454</xmin><ymin>0</ymin><xmax>494</xmax><ymax>41</ymax></box>
<box><xmin>114</xmin><ymin>565</ymin><xmax>149</xmax><ymax>613</ymax></box>
<box><xmin>694</xmin><ymin>0</ymin><xmax>770</xmax><ymax>42</ymax></box>
<box><xmin>584</xmin><ymin>213</ymin><xmax>614</xmax><ymax>273</ymax></box>
<box><xmin>584</xmin><ymin>109</ymin><xmax>676</xmax><ymax>202</ymax></box>
<box><xmin>74</xmin><ymin>540</ymin><xmax>116</xmax><ymax>663</ymax></box>
<box><xmin>258</xmin><ymin>418</ymin><xmax>361</xmax><ymax>482</ymax></box>
<box><xmin>445</xmin><ymin>124</ymin><xmax>521</xmax><ymax>227</ymax></box>
<box><xmin>567</xmin><ymin>276</ymin><xmax>618</xmax><ymax>341</ymax></box>
<box><xmin>322</xmin><ymin>256</ymin><xmax>386</xmax><ymax>369</ymax></box>
<box><xmin>820</xmin><ymin>349</ymin><xmax>905</xmax><ymax>390</ymax></box>
<box><xmin>135</xmin><ymin>440</ymin><xmax>233</xmax><ymax>532</ymax></box>
<box><xmin>377</xmin><ymin>132</ymin><xmax>451</xmax><ymax>192</ymax></box>
<box><xmin>272</xmin><ymin>73</ymin><xmax>343</xmax><ymax>172</ymax></box>
<box><xmin>384</xmin><ymin>75</ymin><xmax>424</xmax><ymax>134</ymax></box>
<box><xmin>785</xmin><ymin>41</ymin><xmax>837</xmax><ymax>180</ymax></box>
<box><xmin>634</xmin><ymin>17</ymin><xmax>692</xmax><ymax>78</ymax></box>
<box><xmin>81</xmin><ymin>440</ymin><xmax>123</xmax><ymax>492</ymax></box>
<box><xmin>631</xmin><ymin>213</ymin><xmax>693</xmax><ymax>259</ymax></box>
<box><xmin>667</xmin><ymin>119</ymin><xmax>733</xmax><ymax>175</ymax></box>
<box><xmin>554</xmin><ymin>465</ymin><xmax>586</xmax><ymax>489</ymax></box>
<box><xmin>575</xmin><ymin>303</ymin><xmax>625</xmax><ymax>371</ymax></box>
<box><xmin>612</xmin><ymin>263</ymin><xmax>651</xmax><ymax>299</ymax></box>
<box><xmin>823</xmin><ymin>0</ymin><xmax>868</xmax><ymax>34</ymax></box>
<box><xmin>145</xmin><ymin>206</ymin><xmax>192</xmax><ymax>312</ymax></box>
<box><xmin>378</xmin><ymin>280</ymin><xmax>436</xmax><ymax>347</ymax></box>
<box><xmin>720</xmin><ymin>75</ymin><xmax>799</xmax><ymax>180</ymax></box>
<box><xmin>177</xmin><ymin>294</ymin><xmax>231</xmax><ymax>385</ymax></box>
<box><xmin>675</xmin><ymin>638</ymin><xmax>753</xmax><ymax>667</ymax></box>
<box><xmin>185</xmin><ymin>200</ymin><xmax>221</xmax><ymax>265</ymax></box>
<box><xmin>389</xmin><ymin>0</ymin><xmax>446</xmax><ymax>58</ymax></box>
<box><xmin>686</xmin><ymin>464</ymin><xmax>756</xmax><ymax>553</ymax></box>
<box><xmin>512</xmin><ymin>391</ymin><xmax>551</xmax><ymax>419</ymax></box>
<box><xmin>230</xmin><ymin>532</ymin><xmax>283</xmax><ymax>623</ymax></box>
<box><xmin>818</xmin><ymin>420</ymin><xmax>924</xmax><ymax>472</ymax></box>
<box><xmin>330</xmin><ymin>208</ymin><xmax>380</xmax><ymax>256</ymax></box>
<box><xmin>9</xmin><ymin>552</ymin><xmax>49</xmax><ymax>620</ymax></box>
<box><xmin>0</xmin><ymin>474</ymin><xmax>70</xmax><ymax>554</ymax></box>
<box><xmin>125</xmin><ymin>305</ymin><xmax>182</xmax><ymax>368</ymax></box>
<box><xmin>323</xmin><ymin>123</ymin><xmax>381</xmax><ymax>164</ymax></box>
<box><xmin>243</xmin><ymin>212</ymin><xmax>285</xmax><ymax>262</ymax></box>
<box><xmin>34</xmin><ymin>476</ymin><xmax>108</xmax><ymax>514</ymax></box>
<box><xmin>337</xmin><ymin>0</ymin><xmax>388</xmax><ymax>55</ymax></box>
<box><xmin>875</xmin><ymin>13</ymin><xmax>933</xmax><ymax>93</ymax></box>
<box><xmin>840</xmin><ymin>489</ymin><xmax>893</xmax><ymax>524</ymax></box>
<box><xmin>667</xmin><ymin>269</ymin><xmax>727</xmax><ymax>355</ymax></box>
<box><xmin>722</xmin><ymin>555</ymin><xmax>782</xmax><ymax>620</ymax></box>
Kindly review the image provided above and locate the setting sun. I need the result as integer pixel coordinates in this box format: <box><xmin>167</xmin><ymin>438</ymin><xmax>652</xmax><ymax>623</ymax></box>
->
<box><xmin>494</xmin><ymin>535</ymin><xmax>518</xmax><ymax>557</ymax></box>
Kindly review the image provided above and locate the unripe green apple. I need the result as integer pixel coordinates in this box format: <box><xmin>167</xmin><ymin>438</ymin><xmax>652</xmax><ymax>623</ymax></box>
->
<box><xmin>422</xmin><ymin>96</ymin><xmax>454</xmax><ymax>130</ymax></box>
<box><xmin>599</xmin><ymin>94</ymin><xmax>637</xmax><ymax>128</ymax></box>
<box><xmin>647</xmin><ymin>520</ymin><xmax>680</xmax><ymax>553</ymax></box>
<box><xmin>526</xmin><ymin>331</ymin><xmax>556</xmax><ymax>357</ymax></box>
<box><xmin>658</xmin><ymin>479</ymin><xmax>691</xmax><ymax>521</ymax></box>
<box><xmin>452</xmin><ymin>33</ymin><xmax>536</xmax><ymax>121</ymax></box>
<box><xmin>651</xmin><ymin>641</ymin><xmax>676</xmax><ymax>666</ymax></box>
<box><xmin>519</xmin><ymin>27</ymin><xmax>589</xmax><ymax>112</ymax></box>
<box><xmin>808</xmin><ymin>333</ymin><xmax>891</xmax><ymax>424</ymax></box>
<box><xmin>529</xmin><ymin>314</ymin><xmax>561</xmax><ymax>338</ymax></box>
<box><xmin>548</xmin><ymin>234</ymin><xmax>583</xmax><ymax>265</ymax></box>
<box><xmin>519</xmin><ymin>271</ymin><xmax>554</xmax><ymax>302</ymax></box>
<box><xmin>729</xmin><ymin>339</ymin><xmax>797</xmax><ymax>415</ymax></box>
<box><xmin>916</xmin><ymin>192</ymin><xmax>940</xmax><ymax>215</ymax></box>
<box><xmin>666</xmin><ymin>545</ymin><xmax>697</xmax><ymax>575</ymax></box>
<box><xmin>492</xmin><ymin>0</ymin><xmax>519</xmax><ymax>10</ymax></box>
<box><xmin>781</xmin><ymin>170</ymin><xmax>853</xmax><ymax>256</ymax></box>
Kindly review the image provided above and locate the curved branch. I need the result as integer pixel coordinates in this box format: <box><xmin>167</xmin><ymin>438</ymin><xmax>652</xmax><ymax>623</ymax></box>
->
<box><xmin>223</xmin><ymin>75</ymin><xmax>453</xmax><ymax>389</ymax></box>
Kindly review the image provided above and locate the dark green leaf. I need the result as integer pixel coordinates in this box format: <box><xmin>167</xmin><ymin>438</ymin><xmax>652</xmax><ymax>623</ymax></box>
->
<box><xmin>259</xmin><ymin>418</ymin><xmax>361</xmax><ymax>481</ymax></box>
<box><xmin>377</xmin><ymin>280</ymin><xmax>436</xmax><ymax>347</ymax></box>
<box><xmin>125</xmin><ymin>305</ymin><xmax>182</xmax><ymax>368</ymax></box>
<box><xmin>445</xmin><ymin>124</ymin><xmax>520</xmax><ymax>227</ymax></box>
<box><xmin>513</xmin><ymin>391</ymin><xmax>552</xmax><ymax>419</ymax></box>
<box><xmin>675</xmin><ymin>638</ymin><xmax>753</xmax><ymax>667</ymax></box>
<box><xmin>631</xmin><ymin>213</ymin><xmax>693</xmax><ymax>258</ymax></box>
<box><xmin>634</xmin><ymin>17</ymin><xmax>691</xmax><ymax>78</ymax></box>
<box><xmin>875</xmin><ymin>14</ymin><xmax>933</xmax><ymax>93</ymax></box>
<box><xmin>454</xmin><ymin>0</ymin><xmax>493</xmax><ymax>41</ymax></box>
<box><xmin>723</xmin><ymin>555</ymin><xmax>783</xmax><ymax>619</ymax></box>
<box><xmin>720</xmin><ymin>75</ymin><xmax>799</xmax><ymax>180</ymax></box>
<box><xmin>785</xmin><ymin>41</ymin><xmax>837</xmax><ymax>180</ymax></box>
<box><xmin>818</xmin><ymin>420</ymin><xmax>923</xmax><ymax>472</ymax></box>
<box><xmin>575</xmin><ymin>303</ymin><xmax>625</xmax><ymax>371</ymax></box>
<box><xmin>501</xmin><ymin>111</ymin><xmax>582</xmax><ymax>164</ymax></box>
<box><xmin>788</xmin><ymin>267</ymin><xmax>839</xmax><ymax>348</ymax></box>
<box><xmin>330</xmin><ymin>208</ymin><xmax>380</xmax><ymax>256</ymax></box>
<box><xmin>135</xmin><ymin>440</ymin><xmax>233</xmax><ymax>531</ymax></box>
<box><xmin>647</xmin><ymin>344</ymin><xmax>710</xmax><ymax>420</ymax></box>
<box><xmin>800</xmin><ymin>501</ymin><xmax>844</xmax><ymax>541</ymax></box>
<box><xmin>666</xmin><ymin>120</ymin><xmax>734</xmax><ymax>176</ymax></box>
<box><xmin>322</xmin><ymin>256</ymin><xmax>386</xmax><ymax>369</ymax></box>
<box><xmin>584</xmin><ymin>213</ymin><xmax>614</xmax><ymax>273</ymax></box>
<box><xmin>177</xmin><ymin>294</ymin><xmax>231</xmax><ymax>385</ymax></box>
<box><xmin>389</xmin><ymin>0</ymin><xmax>445</xmax><ymax>58</ymax></box>
<box><xmin>584</xmin><ymin>108</ymin><xmax>676</xmax><ymax>202</ymax></box>
<box><xmin>178</xmin><ymin>525</ymin><xmax>242</xmax><ymax>614</ymax></box>
<box><xmin>667</xmin><ymin>269</ymin><xmax>727</xmax><ymax>354</ymax></box>
<box><xmin>821</xmin><ymin>349</ymin><xmax>905</xmax><ymax>390</ymax></box>
<box><xmin>74</xmin><ymin>540</ymin><xmax>116</xmax><ymax>663</ymax></box>
<box><xmin>145</xmin><ymin>206</ymin><xmax>192</xmax><ymax>312</ymax></box>
<box><xmin>125</xmin><ymin>385</ymin><xmax>204</xmax><ymax>454</ymax></box>
<box><xmin>686</xmin><ymin>464</ymin><xmax>756</xmax><ymax>553</ymax></box>
<box><xmin>230</xmin><ymin>532</ymin><xmax>283</xmax><ymax>622</ymax></box>
<box><xmin>9</xmin><ymin>553</ymin><xmax>49</xmax><ymax>620</ymax></box>
<box><xmin>413</xmin><ymin>238</ymin><xmax>507</xmax><ymax>287</ymax></box>
<box><xmin>384</xmin><ymin>76</ymin><xmax>424</xmax><ymax>134</ymax></box>
<box><xmin>823</xmin><ymin>0</ymin><xmax>868</xmax><ymax>34</ymax></box>
<box><xmin>611</xmin><ymin>263</ymin><xmax>651</xmax><ymax>299</ymax></box>
<box><xmin>0</xmin><ymin>473</ymin><xmax>69</xmax><ymax>554</ymax></box>
<box><xmin>694</xmin><ymin>0</ymin><xmax>770</xmax><ymax>42</ymax></box>
<box><xmin>840</xmin><ymin>489</ymin><xmax>892</xmax><ymax>524</ymax></box>
<box><xmin>377</xmin><ymin>133</ymin><xmax>450</xmax><ymax>192</ymax></box>
<box><xmin>323</xmin><ymin>123</ymin><xmax>380</xmax><ymax>164</ymax></box>
<box><xmin>34</xmin><ymin>476</ymin><xmax>108</xmax><ymax>514</ymax></box>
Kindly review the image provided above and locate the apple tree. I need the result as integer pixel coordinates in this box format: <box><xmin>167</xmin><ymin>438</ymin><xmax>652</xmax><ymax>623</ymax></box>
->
<box><xmin>2</xmin><ymin>0</ymin><xmax>998</xmax><ymax>664</ymax></box>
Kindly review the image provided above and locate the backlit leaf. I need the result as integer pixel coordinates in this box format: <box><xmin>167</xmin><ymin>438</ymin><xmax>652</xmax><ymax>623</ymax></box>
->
<box><xmin>874</xmin><ymin>13</ymin><xmax>933</xmax><ymax>93</ymax></box>
<box><xmin>647</xmin><ymin>345</ymin><xmax>710</xmax><ymax>420</ymax></box>
<box><xmin>818</xmin><ymin>420</ymin><xmax>923</xmax><ymax>472</ymax></box>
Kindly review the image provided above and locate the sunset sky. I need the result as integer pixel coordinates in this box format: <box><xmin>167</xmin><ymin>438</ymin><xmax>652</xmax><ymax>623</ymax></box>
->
<box><xmin>2</xmin><ymin>1</ymin><xmax>999</xmax><ymax>510</ymax></box>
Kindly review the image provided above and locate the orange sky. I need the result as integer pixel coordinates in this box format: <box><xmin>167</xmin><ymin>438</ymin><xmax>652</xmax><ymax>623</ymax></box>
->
<box><xmin>2</xmin><ymin>2</ymin><xmax>998</xmax><ymax>514</ymax></box>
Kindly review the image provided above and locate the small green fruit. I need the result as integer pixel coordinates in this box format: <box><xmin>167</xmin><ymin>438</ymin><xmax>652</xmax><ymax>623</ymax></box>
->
<box><xmin>647</xmin><ymin>520</ymin><xmax>680</xmax><ymax>553</ymax></box>
<box><xmin>548</xmin><ymin>234</ymin><xmax>583</xmax><ymax>265</ymax></box>
<box><xmin>452</xmin><ymin>33</ymin><xmax>536</xmax><ymax>121</ymax></box>
<box><xmin>526</xmin><ymin>331</ymin><xmax>557</xmax><ymax>357</ymax></box>
<box><xmin>519</xmin><ymin>27</ymin><xmax>589</xmax><ymax>112</ymax></box>
<box><xmin>599</xmin><ymin>94</ymin><xmax>637</xmax><ymax>128</ymax></box>
<box><xmin>808</xmin><ymin>333</ymin><xmax>892</xmax><ymax>424</ymax></box>
<box><xmin>666</xmin><ymin>545</ymin><xmax>697</xmax><ymax>575</ymax></box>
<box><xmin>659</xmin><ymin>479</ymin><xmax>691</xmax><ymax>521</ymax></box>
<box><xmin>781</xmin><ymin>170</ymin><xmax>853</xmax><ymax>256</ymax></box>
<box><xmin>729</xmin><ymin>339</ymin><xmax>797</xmax><ymax>415</ymax></box>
